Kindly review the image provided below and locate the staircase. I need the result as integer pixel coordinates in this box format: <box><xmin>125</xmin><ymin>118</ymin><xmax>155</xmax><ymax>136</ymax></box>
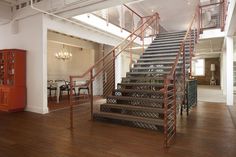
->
<box><xmin>93</xmin><ymin>30</ymin><xmax>194</xmax><ymax>132</ymax></box>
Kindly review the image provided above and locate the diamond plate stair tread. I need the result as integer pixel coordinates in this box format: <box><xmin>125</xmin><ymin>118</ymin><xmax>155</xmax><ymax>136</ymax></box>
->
<box><xmin>130</xmin><ymin>66</ymin><xmax>182</xmax><ymax>70</ymax></box>
<box><xmin>150</xmin><ymin>41</ymin><xmax>193</xmax><ymax>47</ymax></box>
<box><xmin>154</xmin><ymin>37</ymin><xmax>192</xmax><ymax>42</ymax></box>
<box><xmin>93</xmin><ymin>112</ymin><xmax>164</xmax><ymax>126</ymax></box>
<box><xmin>107</xmin><ymin>95</ymin><xmax>164</xmax><ymax>103</ymax></box>
<box><xmin>126</xmin><ymin>71</ymin><xmax>181</xmax><ymax>76</ymax></box>
<box><xmin>151</xmin><ymin>39</ymin><xmax>193</xmax><ymax>45</ymax></box>
<box><xmin>138</xmin><ymin>57</ymin><xmax>190</xmax><ymax>61</ymax></box>
<box><xmin>141</xmin><ymin>53</ymin><xmax>190</xmax><ymax>58</ymax></box>
<box><xmin>144</xmin><ymin>49</ymin><xmax>190</xmax><ymax>54</ymax></box>
<box><xmin>134</xmin><ymin>61</ymin><xmax>183</xmax><ymax>66</ymax></box>
<box><xmin>114</xmin><ymin>89</ymin><xmax>165</xmax><ymax>94</ymax></box>
<box><xmin>100</xmin><ymin>103</ymin><xmax>165</xmax><ymax>113</ymax></box>
<box><xmin>122</xmin><ymin>77</ymin><xmax>165</xmax><ymax>82</ymax></box>
<box><xmin>158</xmin><ymin>30</ymin><xmax>186</xmax><ymax>35</ymax></box>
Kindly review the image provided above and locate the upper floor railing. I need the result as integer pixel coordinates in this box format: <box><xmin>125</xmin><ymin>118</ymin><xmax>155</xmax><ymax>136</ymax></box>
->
<box><xmin>199</xmin><ymin>0</ymin><xmax>228</xmax><ymax>31</ymax></box>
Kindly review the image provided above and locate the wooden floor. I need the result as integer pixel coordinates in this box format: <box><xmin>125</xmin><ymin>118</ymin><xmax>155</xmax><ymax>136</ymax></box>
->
<box><xmin>0</xmin><ymin>102</ymin><xmax>236</xmax><ymax>157</ymax></box>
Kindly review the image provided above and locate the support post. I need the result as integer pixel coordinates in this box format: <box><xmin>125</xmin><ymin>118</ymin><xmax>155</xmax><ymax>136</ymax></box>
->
<box><xmin>141</xmin><ymin>17</ymin><xmax>145</xmax><ymax>54</ymax></box>
<box><xmin>173</xmin><ymin>72</ymin><xmax>177</xmax><ymax>135</ymax></box>
<box><xmin>226</xmin><ymin>36</ymin><xmax>233</xmax><ymax>106</ymax></box>
<box><xmin>181</xmin><ymin>44</ymin><xmax>186</xmax><ymax>115</ymax></box>
<box><xmin>69</xmin><ymin>76</ymin><xmax>74</xmax><ymax>129</ymax></box>
<box><xmin>90</xmin><ymin>70</ymin><xmax>94</xmax><ymax>120</ymax></box>
<box><xmin>163</xmin><ymin>78</ymin><xmax>168</xmax><ymax>147</ymax></box>
<box><xmin>112</xmin><ymin>50</ymin><xmax>116</xmax><ymax>91</ymax></box>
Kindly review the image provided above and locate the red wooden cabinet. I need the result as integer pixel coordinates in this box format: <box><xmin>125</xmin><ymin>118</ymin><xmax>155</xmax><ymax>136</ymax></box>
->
<box><xmin>0</xmin><ymin>49</ymin><xmax>26</xmax><ymax>112</ymax></box>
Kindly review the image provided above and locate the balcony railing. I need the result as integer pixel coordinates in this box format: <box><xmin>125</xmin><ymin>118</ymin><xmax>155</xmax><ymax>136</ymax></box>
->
<box><xmin>199</xmin><ymin>0</ymin><xmax>228</xmax><ymax>31</ymax></box>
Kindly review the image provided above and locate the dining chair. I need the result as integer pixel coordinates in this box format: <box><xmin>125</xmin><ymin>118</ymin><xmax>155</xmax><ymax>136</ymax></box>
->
<box><xmin>59</xmin><ymin>80</ymin><xmax>76</xmax><ymax>101</ymax></box>
<box><xmin>47</xmin><ymin>80</ymin><xmax>57</xmax><ymax>100</ymax></box>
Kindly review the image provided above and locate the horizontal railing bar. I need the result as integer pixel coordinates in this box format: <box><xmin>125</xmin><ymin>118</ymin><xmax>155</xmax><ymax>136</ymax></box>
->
<box><xmin>200</xmin><ymin>1</ymin><xmax>223</xmax><ymax>8</ymax></box>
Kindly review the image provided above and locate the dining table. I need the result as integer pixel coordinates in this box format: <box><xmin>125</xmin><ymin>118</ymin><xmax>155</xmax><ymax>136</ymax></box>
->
<box><xmin>48</xmin><ymin>80</ymin><xmax>88</xmax><ymax>103</ymax></box>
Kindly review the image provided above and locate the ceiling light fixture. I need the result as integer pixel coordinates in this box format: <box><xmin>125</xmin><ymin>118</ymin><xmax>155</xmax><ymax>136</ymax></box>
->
<box><xmin>55</xmin><ymin>45</ymin><xmax>72</xmax><ymax>61</ymax></box>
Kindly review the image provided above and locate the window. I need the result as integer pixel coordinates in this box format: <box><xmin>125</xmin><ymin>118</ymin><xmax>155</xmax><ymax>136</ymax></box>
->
<box><xmin>192</xmin><ymin>59</ymin><xmax>205</xmax><ymax>76</ymax></box>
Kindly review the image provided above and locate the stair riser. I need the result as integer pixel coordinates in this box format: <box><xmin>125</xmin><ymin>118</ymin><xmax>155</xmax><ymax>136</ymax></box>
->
<box><xmin>100</xmin><ymin>105</ymin><xmax>164</xmax><ymax>119</ymax></box>
<box><xmin>93</xmin><ymin>115</ymin><xmax>164</xmax><ymax>131</ymax></box>
<box><xmin>144</xmin><ymin>48</ymin><xmax>190</xmax><ymax>53</ymax></box>
<box><xmin>107</xmin><ymin>98</ymin><xmax>164</xmax><ymax>108</ymax></box>
<box><xmin>148</xmin><ymin>42</ymin><xmax>192</xmax><ymax>48</ymax></box>
<box><xmin>137</xmin><ymin>58</ymin><xmax>190</xmax><ymax>63</ymax></box>
<box><xmin>130</xmin><ymin>68</ymin><xmax>182</xmax><ymax>72</ymax></box>
<box><xmin>154</xmin><ymin>37</ymin><xmax>194</xmax><ymax>43</ymax></box>
<box><xmin>146</xmin><ymin>45</ymin><xmax>193</xmax><ymax>51</ymax></box>
<box><xmin>141</xmin><ymin>53</ymin><xmax>190</xmax><ymax>58</ymax></box>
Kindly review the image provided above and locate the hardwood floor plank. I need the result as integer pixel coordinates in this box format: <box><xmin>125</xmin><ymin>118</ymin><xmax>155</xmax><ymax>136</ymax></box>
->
<box><xmin>0</xmin><ymin>102</ymin><xmax>236</xmax><ymax>157</ymax></box>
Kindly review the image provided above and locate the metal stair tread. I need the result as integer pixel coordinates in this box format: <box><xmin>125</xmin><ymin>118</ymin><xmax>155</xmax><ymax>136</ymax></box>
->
<box><xmin>118</xmin><ymin>82</ymin><xmax>168</xmax><ymax>86</ymax></box>
<box><xmin>145</xmin><ymin>48</ymin><xmax>190</xmax><ymax>53</ymax></box>
<box><xmin>114</xmin><ymin>88</ymin><xmax>165</xmax><ymax>94</ymax></box>
<box><xmin>122</xmin><ymin>76</ymin><xmax>165</xmax><ymax>81</ymax></box>
<box><xmin>127</xmin><ymin>71</ymin><xmax>175</xmax><ymax>75</ymax></box>
<box><xmin>138</xmin><ymin>57</ymin><xmax>190</xmax><ymax>61</ymax></box>
<box><xmin>93</xmin><ymin>112</ymin><xmax>164</xmax><ymax>126</ymax></box>
<box><xmin>101</xmin><ymin>103</ymin><xmax>165</xmax><ymax>113</ymax></box>
<box><xmin>131</xmin><ymin>66</ymin><xmax>182</xmax><ymax>70</ymax></box>
<box><xmin>134</xmin><ymin>61</ymin><xmax>183</xmax><ymax>65</ymax></box>
<box><xmin>107</xmin><ymin>95</ymin><xmax>164</xmax><ymax>102</ymax></box>
<box><xmin>141</xmin><ymin>53</ymin><xmax>190</xmax><ymax>58</ymax></box>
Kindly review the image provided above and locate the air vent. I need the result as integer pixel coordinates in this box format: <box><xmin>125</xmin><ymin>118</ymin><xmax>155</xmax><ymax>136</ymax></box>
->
<box><xmin>15</xmin><ymin>0</ymin><xmax>44</xmax><ymax>11</ymax></box>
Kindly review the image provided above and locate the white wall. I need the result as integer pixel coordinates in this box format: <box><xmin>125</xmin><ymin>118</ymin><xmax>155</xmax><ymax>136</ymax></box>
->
<box><xmin>47</xmin><ymin>42</ymin><xmax>95</xmax><ymax>80</ymax></box>
<box><xmin>0</xmin><ymin>13</ymin><xmax>47</xmax><ymax>113</ymax></box>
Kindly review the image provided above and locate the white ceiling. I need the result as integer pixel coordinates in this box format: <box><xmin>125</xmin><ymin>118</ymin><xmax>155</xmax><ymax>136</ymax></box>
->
<box><xmin>127</xmin><ymin>0</ymin><xmax>199</xmax><ymax>31</ymax></box>
<box><xmin>194</xmin><ymin>37</ymin><xmax>224</xmax><ymax>58</ymax></box>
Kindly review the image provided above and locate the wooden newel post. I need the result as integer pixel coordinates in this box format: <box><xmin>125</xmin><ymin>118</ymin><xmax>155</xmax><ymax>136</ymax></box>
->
<box><xmin>69</xmin><ymin>76</ymin><xmax>74</xmax><ymax>129</ymax></box>
<box><xmin>90</xmin><ymin>70</ymin><xmax>94</xmax><ymax>120</ymax></box>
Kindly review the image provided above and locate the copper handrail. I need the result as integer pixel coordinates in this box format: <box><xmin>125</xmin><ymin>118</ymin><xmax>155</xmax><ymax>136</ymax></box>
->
<box><xmin>123</xmin><ymin>4</ymin><xmax>142</xmax><ymax>18</ymax></box>
<box><xmin>69</xmin><ymin>12</ymin><xmax>159</xmax><ymax>128</ymax></box>
<box><xmin>70</xmin><ymin>13</ymin><xmax>158</xmax><ymax>80</ymax></box>
<box><xmin>168</xmin><ymin>11</ymin><xmax>197</xmax><ymax>79</ymax></box>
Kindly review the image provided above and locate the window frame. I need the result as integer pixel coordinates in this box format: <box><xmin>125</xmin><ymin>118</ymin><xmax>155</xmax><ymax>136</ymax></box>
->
<box><xmin>192</xmin><ymin>58</ymin><xmax>205</xmax><ymax>76</ymax></box>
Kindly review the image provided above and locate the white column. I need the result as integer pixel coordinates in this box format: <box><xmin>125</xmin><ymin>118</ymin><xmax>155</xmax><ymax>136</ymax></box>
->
<box><xmin>115</xmin><ymin>52</ymin><xmax>122</xmax><ymax>88</ymax></box>
<box><xmin>226</xmin><ymin>36</ymin><xmax>234</xmax><ymax>106</ymax></box>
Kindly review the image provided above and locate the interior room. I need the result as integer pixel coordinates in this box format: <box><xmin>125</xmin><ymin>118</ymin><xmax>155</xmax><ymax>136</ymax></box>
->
<box><xmin>0</xmin><ymin>0</ymin><xmax>236</xmax><ymax>156</ymax></box>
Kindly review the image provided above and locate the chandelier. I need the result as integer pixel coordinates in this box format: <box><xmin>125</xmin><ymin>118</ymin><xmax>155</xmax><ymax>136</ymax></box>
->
<box><xmin>55</xmin><ymin>45</ymin><xmax>72</xmax><ymax>61</ymax></box>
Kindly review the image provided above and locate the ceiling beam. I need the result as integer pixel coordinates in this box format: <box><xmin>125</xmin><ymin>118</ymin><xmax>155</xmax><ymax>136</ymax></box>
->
<box><xmin>2</xmin><ymin>0</ymin><xmax>17</xmax><ymax>5</ymax></box>
<box><xmin>55</xmin><ymin>0</ymin><xmax>138</xmax><ymax>18</ymax></box>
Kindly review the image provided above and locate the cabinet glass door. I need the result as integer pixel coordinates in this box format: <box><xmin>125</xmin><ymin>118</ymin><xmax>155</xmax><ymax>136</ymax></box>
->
<box><xmin>6</xmin><ymin>52</ymin><xmax>15</xmax><ymax>85</ymax></box>
<box><xmin>0</xmin><ymin>52</ymin><xmax>4</xmax><ymax>85</ymax></box>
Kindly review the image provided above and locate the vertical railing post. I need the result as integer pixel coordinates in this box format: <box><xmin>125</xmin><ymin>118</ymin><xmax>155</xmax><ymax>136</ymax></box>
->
<box><xmin>200</xmin><ymin>6</ymin><xmax>202</xmax><ymax>33</ymax></box>
<box><xmin>141</xmin><ymin>17</ymin><xmax>145</xmax><ymax>54</ymax></box>
<box><xmin>163</xmin><ymin>78</ymin><xmax>168</xmax><ymax>147</ymax></box>
<box><xmin>69</xmin><ymin>76</ymin><xmax>74</xmax><ymax>129</ymax></box>
<box><xmin>181</xmin><ymin>44</ymin><xmax>186</xmax><ymax>115</ymax></box>
<box><xmin>90</xmin><ymin>70</ymin><xmax>94</xmax><ymax>120</ymax></box>
<box><xmin>197</xmin><ymin>5</ymin><xmax>200</xmax><ymax>38</ymax></box>
<box><xmin>173</xmin><ymin>71</ymin><xmax>177</xmax><ymax>136</ymax></box>
<box><xmin>189</xmin><ymin>30</ymin><xmax>192</xmax><ymax>78</ymax></box>
<box><xmin>112</xmin><ymin>50</ymin><xmax>116</xmax><ymax>91</ymax></box>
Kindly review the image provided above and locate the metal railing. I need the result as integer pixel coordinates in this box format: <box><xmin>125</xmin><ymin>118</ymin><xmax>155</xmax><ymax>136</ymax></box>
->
<box><xmin>199</xmin><ymin>0</ymin><xmax>228</xmax><ymax>31</ymax></box>
<box><xmin>163</xmin><ymin>5</ymin><xmax>201</xmax><ymax>147</ymax></box>
<box><xmin>69</xmin><ymin>12</ymin><xmax>160</xmax><ymax>129</ymax></box>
